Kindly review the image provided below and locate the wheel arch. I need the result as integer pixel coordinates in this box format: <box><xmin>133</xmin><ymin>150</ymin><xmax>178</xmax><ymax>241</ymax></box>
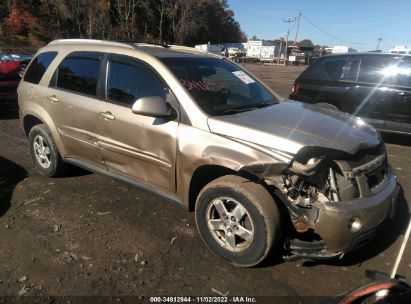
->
<box><xmin>21</xmin><ymin>103</ymin><xmax>66</xmax><ymax>156</ymax></box>
<box><xmin>23</xmin><ymin>114</ymin><xmax>44</xmax><ymax>137</ymax></box>
<box><xmin>187</xmin><ymin>164</ymin><xmax>282</xmax><ymax>212</ymax></box>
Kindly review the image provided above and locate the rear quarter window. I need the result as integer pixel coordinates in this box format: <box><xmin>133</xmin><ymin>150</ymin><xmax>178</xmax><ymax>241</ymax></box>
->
<box><xmin>23</xmin><ymin>51</ymin><xmax>58</xmax><ymax>84</ymax></box>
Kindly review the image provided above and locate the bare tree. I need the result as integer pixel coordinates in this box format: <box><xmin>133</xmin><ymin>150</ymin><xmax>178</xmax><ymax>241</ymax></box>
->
<box><xmin>85</xmin><ymin>0</ymin><xmax>112</xmax><ymax>39</ymax></box>
<box><xmin>112</xmin><ymin>0</ymin><xmax>139</xmax><ymax>40</ymax></box>
<box><xmin>155</xmin><ymin>0</ymin><xmax>168</xmax><ymax>43</ymax></box>
<box><xmin>168</xmin><ymin>0</ymin><xmax>202</xmax><ymax>44</ymax></box>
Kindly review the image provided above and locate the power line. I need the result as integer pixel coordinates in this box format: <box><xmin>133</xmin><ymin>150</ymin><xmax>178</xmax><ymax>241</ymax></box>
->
<box><xmin>283</xmin><ymin>16</ymin><xmax>296</xmax><ymax>59</ymax></box>
<box><xmin>293</xmin><ymin>11</ymin><xmax>302</xmax><ymax>50</ymax></box>
<box><xmin>301</xmin><ymin>13</ymin><xmax>374</xmax><ymax>45</ymax></box>
<box><xmin>288</xmin><ymin>20</ymin><xmax>297</xmax><ymax>37</ymax></box>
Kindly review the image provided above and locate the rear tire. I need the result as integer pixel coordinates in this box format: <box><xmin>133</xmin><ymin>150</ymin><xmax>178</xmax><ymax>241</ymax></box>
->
<box><xmin>28</xmin><ymin>124</ymin><xmax>67</xmax><ymax>177</ymax></box>
<box><xmin>195</xmin><ymin>175</ymin><xmax>282</xmax><ymax>267</ymax></box>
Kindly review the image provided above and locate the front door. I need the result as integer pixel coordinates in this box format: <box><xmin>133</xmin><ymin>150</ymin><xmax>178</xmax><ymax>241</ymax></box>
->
<box><xmin>346</xmin><ymin>56</ymin><xmax>397</xmax><ymax>129</ymax></box>
<box><xmin>385</xmin><ymin>59</ymin><xmax>411</xmax><ymax>133</ymax></box>
<box><xmin>97</xmin><ymin>55</ymin><xmax>178</xmax><ymax>193</ymax></box>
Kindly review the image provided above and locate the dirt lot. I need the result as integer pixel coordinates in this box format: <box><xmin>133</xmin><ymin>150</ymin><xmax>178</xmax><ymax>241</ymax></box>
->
<box><xmin>0</xmin><ymin>64</ymin><xmax>410</xmax><ymax>302</ymax></box>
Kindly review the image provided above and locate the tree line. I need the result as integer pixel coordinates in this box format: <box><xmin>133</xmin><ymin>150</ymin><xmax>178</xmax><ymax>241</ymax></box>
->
<box><xmin>0</xmin><ymin>0</ymin><xmax>246</xmax><ymax>47</ymax></box>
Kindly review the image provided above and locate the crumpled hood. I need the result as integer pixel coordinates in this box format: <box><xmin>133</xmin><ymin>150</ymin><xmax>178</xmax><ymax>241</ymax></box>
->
<box><xmin>207</xmin><ymin>100</ymin><xmax>381</xmax><ymax>155</ymax></box>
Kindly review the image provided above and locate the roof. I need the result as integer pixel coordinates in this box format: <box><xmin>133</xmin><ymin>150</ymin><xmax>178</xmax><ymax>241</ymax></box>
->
<box><xmin>47</xmin><ymin>39</ymin><xmax>217</xmax><ymax>59</ymax></box>
<box><xmin>323</xmin><ymin>52</ymin><xmax>411</xmax><ymax>58</ymax></box>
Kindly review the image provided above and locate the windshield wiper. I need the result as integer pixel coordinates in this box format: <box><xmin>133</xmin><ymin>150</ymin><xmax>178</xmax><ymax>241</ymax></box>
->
<box><xmin>221</xmin><ymin>102</ymin><xmax>275</xmax><ymax>115</ymax></box>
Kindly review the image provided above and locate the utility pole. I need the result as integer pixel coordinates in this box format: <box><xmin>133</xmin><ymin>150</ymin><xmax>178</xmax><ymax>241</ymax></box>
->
<box><xmin>278</xmin><ymin>37</ymin><xmax>283</xmax><ymax>63</ymax></box>
<box><xmin>376</xmin><ymin>33</ymin><xmax>383</xmax><ymax>51</ymax></box>
<box><xmin>293</xmin><ymin>11</ymin><xmax>302</xmax><ymax>52</ymax></box>
<box><xmin>283</xmin><ymin>16</ymin><xmax>296</xmax><ymax>62</ymax></box>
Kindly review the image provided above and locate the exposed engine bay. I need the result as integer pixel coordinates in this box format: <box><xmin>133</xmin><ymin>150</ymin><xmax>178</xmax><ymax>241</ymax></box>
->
<box><xmin>263</xmin><ymin>142</ymin><xmax>391</xmax><ymax>260</ymax></box>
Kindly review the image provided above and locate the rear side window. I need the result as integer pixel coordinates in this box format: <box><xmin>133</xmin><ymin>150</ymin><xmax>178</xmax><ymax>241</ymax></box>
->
<box><xmin>300</xmin><ymin>57</ymin><xmax>346</xmax><ymax>81</ymax></box>
<box><xmin>55</xmin><ymin>52</ymin><xmax>102</xmax><ymax>96</ymax></box>
<box><xmin>24</xmin><ymin>51</ymin><xmax>58</xmax><ymax>84</ymax></box>
<box><xmin>107</xmin><ymin>60</ymin><xmax>165</xmax><ymax>106</ymax></box>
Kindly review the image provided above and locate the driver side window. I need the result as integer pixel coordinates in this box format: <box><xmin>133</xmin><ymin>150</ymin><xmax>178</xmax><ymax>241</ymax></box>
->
<box><xmin>107</xmin><ymin>60</ymin><xmax>166</xmax><ymax>106</ymax></box>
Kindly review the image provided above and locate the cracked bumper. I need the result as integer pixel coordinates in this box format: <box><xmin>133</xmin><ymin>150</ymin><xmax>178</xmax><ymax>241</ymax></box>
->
<box><xmin>314</xmin><ymin>173</ymin><xmax>399</xmax><ymax>253</ymax></box>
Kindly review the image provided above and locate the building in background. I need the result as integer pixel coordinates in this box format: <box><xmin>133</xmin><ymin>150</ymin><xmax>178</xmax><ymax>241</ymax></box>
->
<box><xmin>331</xmin><ymin>45</ymin><xmax>357</xmax><ymax>54</ymax></box>
<box><xmin>194</xmin><ymin>40</ymin><xmax>275</xmax><ymax>61</ymax></box>
<box><xmin>389</xmin><ymin>46</ymin><xmax>410</xmax><ymax>54</ymax></box>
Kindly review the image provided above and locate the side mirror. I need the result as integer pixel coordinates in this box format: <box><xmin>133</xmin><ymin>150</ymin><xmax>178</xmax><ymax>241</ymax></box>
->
<box><xmin>131</xmin><ymin>96</ymin><xmax>174</xmax><ymax>118</ymax></box>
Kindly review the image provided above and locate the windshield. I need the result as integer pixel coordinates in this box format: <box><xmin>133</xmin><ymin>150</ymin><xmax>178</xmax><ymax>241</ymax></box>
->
<box><xmin>161</xmin><ymin>57</ymin><xmax>279</xmax><ymax>115</ymax></box>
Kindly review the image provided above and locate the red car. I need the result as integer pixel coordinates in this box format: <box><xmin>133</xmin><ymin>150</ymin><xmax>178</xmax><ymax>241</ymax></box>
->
<box><xmin>0</xmin><ymin>54</ymin><xmax>23</xmax><ymax>99</ymax></box>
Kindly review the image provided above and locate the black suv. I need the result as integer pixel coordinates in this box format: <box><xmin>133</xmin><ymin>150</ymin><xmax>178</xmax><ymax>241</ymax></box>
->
<box><xmin>290</xmin><ymin>53</ymin><xmax>411</xmax><ymax>135</ymax></box>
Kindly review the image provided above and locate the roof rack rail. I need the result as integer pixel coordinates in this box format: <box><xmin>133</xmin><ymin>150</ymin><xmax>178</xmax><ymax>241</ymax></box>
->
<box><xmin>115</xmin><ymin>40</ymin><xmax>170</xmax><ymax>49</ymax></box>
<box><xmin>48</xmin><ymin>39</ymin><xmax>134</xmax><ymax>49</ymax></box>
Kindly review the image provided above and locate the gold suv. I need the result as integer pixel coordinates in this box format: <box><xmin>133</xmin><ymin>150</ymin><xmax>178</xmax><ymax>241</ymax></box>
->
<box><xmin>19</xmin><ymin>39</ymin><xmax>399</xmax><ymax>267</ymax></box>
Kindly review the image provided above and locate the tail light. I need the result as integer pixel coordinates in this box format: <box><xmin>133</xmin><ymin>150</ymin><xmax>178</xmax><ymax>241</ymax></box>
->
<box><xmin>293</xmin><ymin>81</ymin><xmax>300</xmax><ymax>94</ymax></box>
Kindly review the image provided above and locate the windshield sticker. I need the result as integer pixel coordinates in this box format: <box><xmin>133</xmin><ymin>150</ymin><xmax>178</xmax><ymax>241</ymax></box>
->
<box><xmin>232</xmin><ymin>71</ymin><xmax>255</xmax><ymax>84</ymax></box>
<box><xmin>180</xmin><ymin>80</ymin><xmax>230</xmax><ymax>91</ymax></box>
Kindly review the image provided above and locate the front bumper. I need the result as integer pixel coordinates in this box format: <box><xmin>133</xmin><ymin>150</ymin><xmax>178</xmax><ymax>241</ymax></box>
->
<box><xmin>315</xmin><ymin>172</ymin><xmax>398</xmax><ymax>253</ymax></box>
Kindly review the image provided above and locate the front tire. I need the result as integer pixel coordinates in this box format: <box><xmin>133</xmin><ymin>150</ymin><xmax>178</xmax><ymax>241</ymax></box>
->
<box><xmin>28</xmin><ymin>124</ymin><xmax>67</xmax><ymax>177</ymax></box>
<box><xmin>195</xmin><ymin>175</ymin><xmax>282</xmax><ymax>267</ymax></box>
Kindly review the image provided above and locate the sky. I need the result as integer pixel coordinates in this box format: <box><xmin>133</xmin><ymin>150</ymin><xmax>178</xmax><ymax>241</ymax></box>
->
<box><xmin>227</xmin><ymin>0</ymin><xmax>411</xmax><ymax>51</ymax></box>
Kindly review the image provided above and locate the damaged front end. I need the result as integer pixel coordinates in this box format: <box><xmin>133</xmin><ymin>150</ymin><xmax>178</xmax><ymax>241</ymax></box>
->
<box><xmin>264</xmin><ymin>143</ymin><xmax>398</xmax><ymax>261</ymax></box>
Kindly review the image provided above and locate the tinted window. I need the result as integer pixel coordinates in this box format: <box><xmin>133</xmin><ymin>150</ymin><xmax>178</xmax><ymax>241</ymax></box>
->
<box><xmin>56</xmin><ymin>53</ymin><xmax>101</xmax><ymax>96</ymax></box>
<box><xmin>162</xmin><ymin>57</ymin><xmax>277</xmax><ymax>116</ymax></box>
<box><xmin>341</xmin><ymin>59</ymin><xmax>360</xmax><ymax>81</ymax></box>
<box><xmin>24</xmin><ymin>52</ymin><xmax>57</xmax><ymax>84</ymax></box>
<box><xmin>358</xmin><ymin>57</ymin><xmax>396</xmax><ymax>84</ymax></box>
<box><xmin>107</xmin><ymin>61</ymin><xmax>165</xmax><ymax>106</ymax></box>
<box><xmin>393</xmin><ymin>60</ymin><xmax>411</xmax><ymax>87</ymax></box>
<box><xmin>301</xmin><ymin>57</ymin><xmax>346</xmax><ymax>81</ymax></box>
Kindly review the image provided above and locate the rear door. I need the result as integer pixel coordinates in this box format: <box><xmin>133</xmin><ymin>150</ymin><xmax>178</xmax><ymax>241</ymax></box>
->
<box><xmin>293</xmin><ymin>56</ymin><xmax>347</xmax><ymax>107</ymax></box>
<box><xmin>45</xmin><ymin>51</ymin><xmax>105</xmax><ymax>167</ymax></box>
<box><xmin>97</xmin><ymin>54</ymin><xmax>178</xmax><ymax>193</ymax></box>
<box><xmin>334</xmin><ymin>56</ymin><xmax>361</xmax><ymax>113</ymax></box>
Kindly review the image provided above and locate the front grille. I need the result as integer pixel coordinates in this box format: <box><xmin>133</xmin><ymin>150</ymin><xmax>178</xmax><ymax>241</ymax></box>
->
<box><xmin>348</xmin><ymin>142</ymin><xmax>386</xmax><ymax>169</ymax></box>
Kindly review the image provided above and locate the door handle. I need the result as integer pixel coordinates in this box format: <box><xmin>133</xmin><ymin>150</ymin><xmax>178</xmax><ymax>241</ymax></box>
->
<box><xmin>99</xmin><ymin>111</ymin><xmax>115</xmax><ymax>120</ymax></box>
<box><xmin>47</xmin><ymin>95</ymin><xmax>59</xmax><ymax>102</ymax></box>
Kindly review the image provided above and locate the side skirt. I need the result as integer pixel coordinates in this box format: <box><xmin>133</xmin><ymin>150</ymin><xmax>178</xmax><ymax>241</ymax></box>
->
<box><xmin>63</xmin><ymin>157</ymin><xmax>187</xmax><ymax>211</ymax></box>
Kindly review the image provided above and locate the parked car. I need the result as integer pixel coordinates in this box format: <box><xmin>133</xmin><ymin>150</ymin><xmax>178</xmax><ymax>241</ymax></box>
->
<box><xmin>290</xmin><ymin>52</ymin><xmax>411</xmax><ymax>135</ymax></box>
<box><xmin>0</xmin><ymin>54</ymin><xmax>21</xmax><ymax>99</ymax></box>
<box><xmin>0</xmin><ymin>53</ymin><xmax>32</xmax><ymax>99</ymax></box>
<box><xmin>19</xmin><ymin>40</ymin><xmax>398</xmax><ymax>267</ymax></box>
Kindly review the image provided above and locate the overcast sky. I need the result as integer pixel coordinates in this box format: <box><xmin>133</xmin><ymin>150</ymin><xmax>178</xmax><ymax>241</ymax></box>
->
<box><xmin>228</xmin><ymin>0</ymin><xmax>411</xmax><ymax>51</ymax></box>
